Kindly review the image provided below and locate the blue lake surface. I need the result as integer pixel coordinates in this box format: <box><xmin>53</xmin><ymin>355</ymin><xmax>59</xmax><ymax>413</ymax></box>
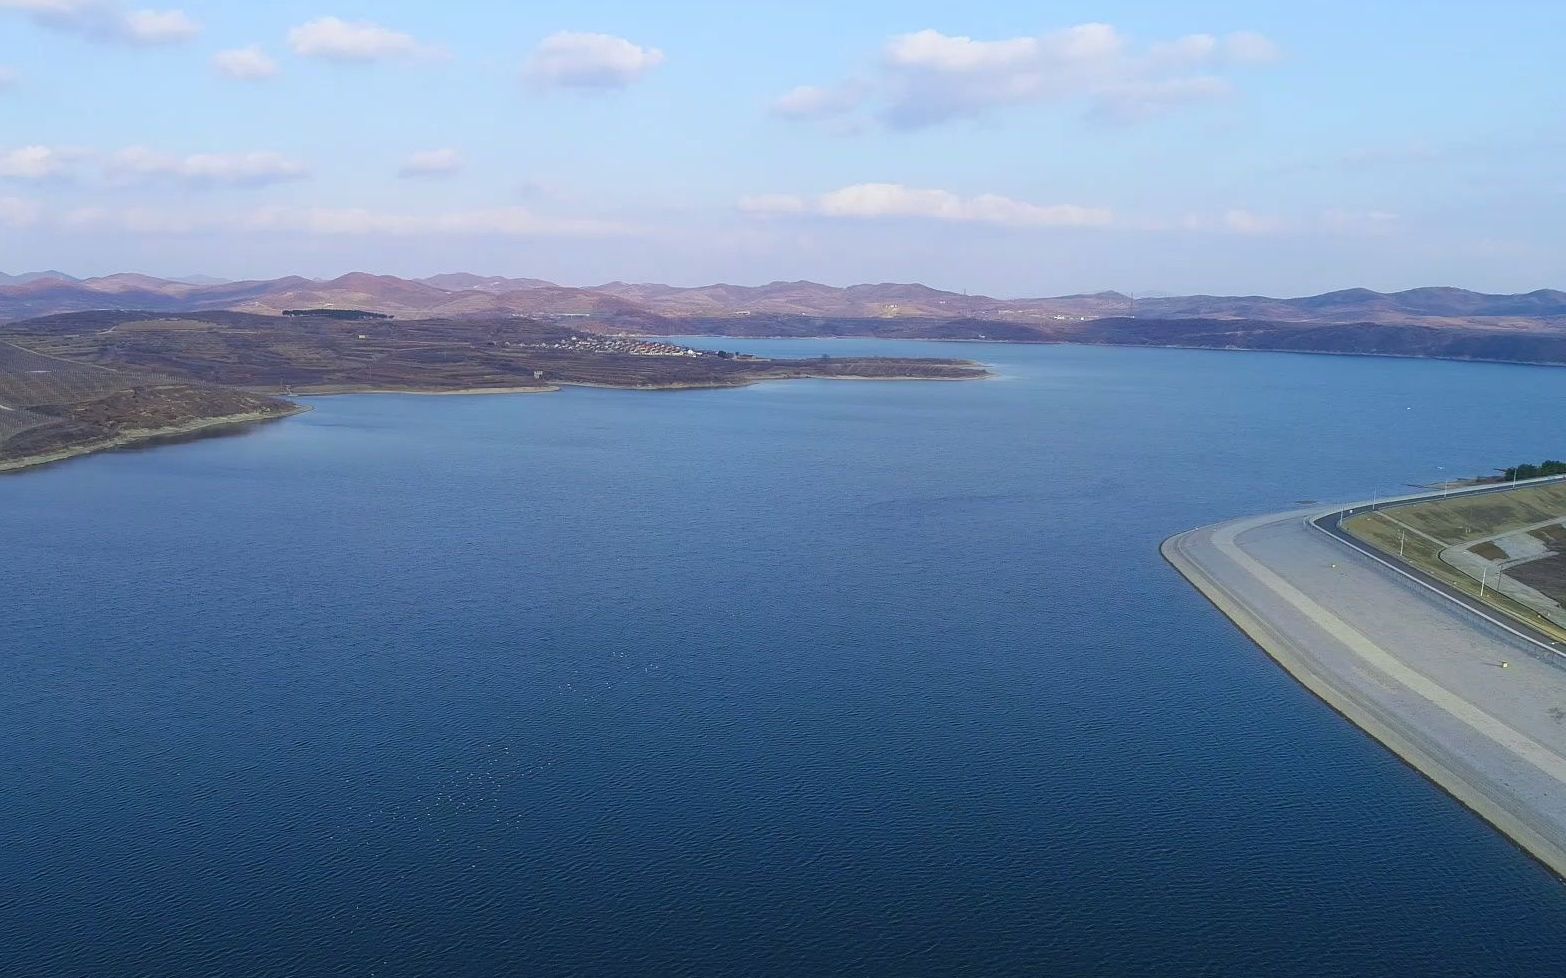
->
<box><xmin>7</xmin><ymin>339</ymin><xmax>1566</xmax><ymax>976</ymax></box>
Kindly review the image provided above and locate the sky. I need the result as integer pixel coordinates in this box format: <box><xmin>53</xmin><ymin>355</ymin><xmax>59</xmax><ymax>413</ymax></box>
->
<box><xmin>0</xmin><ymin>0</ymin><xmax>1561</xmax><ymax>296</ymax></box>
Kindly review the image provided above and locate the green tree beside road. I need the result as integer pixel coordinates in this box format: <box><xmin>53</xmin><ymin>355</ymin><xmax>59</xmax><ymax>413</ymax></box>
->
<box><xmin>1502</xmin><ymin>460</ymin><xmax>1566</xmax><ymax>481</ymax></box>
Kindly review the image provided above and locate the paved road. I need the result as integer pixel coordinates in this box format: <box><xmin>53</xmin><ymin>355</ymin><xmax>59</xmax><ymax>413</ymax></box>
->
<box><xmin>1315</xmin><ymin>475</ymin><xmax>1566</xmax><ymax>658</ymax></box>
<box><xmin>1166</xmin><ymin>504</ymin><xmax>1566</xmax><ymax>879</ymax></box>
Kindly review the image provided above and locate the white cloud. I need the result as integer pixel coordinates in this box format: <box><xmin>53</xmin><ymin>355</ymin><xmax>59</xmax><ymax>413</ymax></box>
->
<box><xmin>0</xmin><ymin>67</ymin><xmax>17</xmax><ymax>89</ymax></box>
<box><xmin>1319</xmin><ymin>209</ymin><xmax>1399</xmax><ymax>235</ymax></box>
<box><xmin>1223</xmin><ymin>31</ymin><xmax>1282</xmax><ymax>65</ymax></box>
<box><xmin>212</xmin><ymin>45</ymin><xmax>279</xmax><ymax>80</ymax></box>
<box><xmin>1220</xmin><ymin>208</ymin><xmax>1281</xmax><ymax>235</ymax></box>
<box><xmin>738</xmin><ymin>193</ymin><xmax>809</xmax><ymax>215</ymax></box>
<box><xmin>775</xmin><ymin>23</ymin><xmax>1280</xmax><ymax>129</ymax></box>
<box><xmin>287</xmin><ymin>16</ymin><xmax>439</xmax><ymax>63</ymax></box>
<box><xmin>398</xmin><ymin>148</ymin><xmax>462</xmax><ymax>178</ymax></box>
<box><xmin>104</xmin><ymin>147</ymin><xmax>308</xmax><ymax>187</ymax></box>
<box><xmin>62</xmin><ymin>204</ymin><xmax>204</xmax><ymax>233</ymax></box>
<box><xmin>742</xmin><ymin>183</ymin><xmax>1113</xmax><ymax>228</ymax></box>
<box><xmin>744</xmin><ymin>189</ymin><xmax>1390</xmax><ymax>239</ymax></box>
<box><xmin>120</xmin><ymin>7</ymin><xmax>193</xmax><ymax>42</ymax></box>
<box><xmin>243</xmin><ymin>206</ymin><xmax>629</xmax><ymax>237</ymax></box>
<box><xmin>0</xmin><ymin>145</ymin><xmax>73</xmax><ymax>180</ymax></box>
<box><xmin>523</xmin><ymin>32</ymin><xmax>664</xmax><ymax>90</ymax></box>
<box><xmin>1165</xmin><ymin>208</ymin><xmax>1397</xmax><ymax>237</ymax></box>
<box><xmin>769</xmin><ymin>83</ymin><xmax>864</xmax><ymax>120</ymax></box>
<box><xmin>0</xmin><ymin>1</ymin><xmax>198</xmax><ymax>45</ymax></box>
<box><xmin>1092</xmin><ymin>76</ymin><xmax>1232</xmax><ymax>123</ymax></box>
<box><xmin>53</xmin><ymin>203</ymin><xmax>636</xmax><ymax>238</ymax></box>
<box><xmin>0</xmin><ymin>144</ymin><xmax>309</xmax><ymax>187</ymax></box>
<box><xmin>0</xmin><ymin>195</ymin><xmax>42</xmax><ymax>227</ymax></box>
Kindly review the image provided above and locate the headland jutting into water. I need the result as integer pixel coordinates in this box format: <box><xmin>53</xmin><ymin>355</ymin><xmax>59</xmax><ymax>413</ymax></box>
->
<box><xmin>0</xmin><ymin>310</ymin><xmax>987</xmax><ymax>473</ymax></box>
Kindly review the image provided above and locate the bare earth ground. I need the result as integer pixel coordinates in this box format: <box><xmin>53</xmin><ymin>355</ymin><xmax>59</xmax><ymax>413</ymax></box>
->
<box><xmin>1510</xmin><ymin>555</ymin><xmax>1566</xmax><ymax>605</ymax></box>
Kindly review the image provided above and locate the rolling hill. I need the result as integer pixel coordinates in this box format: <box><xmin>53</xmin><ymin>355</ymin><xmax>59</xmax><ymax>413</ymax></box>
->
<box><xmin>1</xmin><ymin>271</ymin><xmax>1562</xmax><ymax>330</ymax></box>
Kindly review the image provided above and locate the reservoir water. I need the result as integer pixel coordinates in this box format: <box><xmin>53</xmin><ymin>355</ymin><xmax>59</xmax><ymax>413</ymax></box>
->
<box><xmin>7</xmin><ymin>339</ymin><xmax>1566</xmax><ymax>976</ymax></box>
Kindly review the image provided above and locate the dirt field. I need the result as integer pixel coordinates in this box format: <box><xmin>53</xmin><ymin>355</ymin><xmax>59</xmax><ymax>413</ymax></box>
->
<box><xmin>1470</xmin><ymin>540</ymin><xmax>1508</xmax><ymax>561</ymax></box>
<box><xmin>1508</xmin><ymin>553</ymin><xmax>1566</xmax><ymax>605</ymax></box>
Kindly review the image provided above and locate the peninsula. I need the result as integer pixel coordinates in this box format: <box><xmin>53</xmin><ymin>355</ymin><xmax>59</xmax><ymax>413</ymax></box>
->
<box><xmin>1166</xmin><ymin>478</ymin><xmax>1566</xmax><ymax>877</ymax></box>
<box><xmin>0</xmin><ymin>309</ymin><xmax>985</xmax><ymax>472</ymax></box>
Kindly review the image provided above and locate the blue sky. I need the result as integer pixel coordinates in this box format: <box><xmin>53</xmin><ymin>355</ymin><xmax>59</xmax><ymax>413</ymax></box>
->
<box><xmin>0</xmin><ymin>0</ymin><xmax>1560</xmax><ymax>295</ymax></box>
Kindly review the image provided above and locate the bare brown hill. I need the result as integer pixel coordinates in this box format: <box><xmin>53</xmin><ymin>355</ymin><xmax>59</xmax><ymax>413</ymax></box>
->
<box><xmin>0</xmin><ymin>309</ymin><xmax>985</xmax><ymax>470</ymax></box>
<box><xmin>2</xmin><ymin>271</ymin><xmax>1561</xmax><ymax>329</ymax></box>
<box><xmin>0</xmin><ymin>337</ymin><xmax>298</xmax><ymax>471</ymax></box>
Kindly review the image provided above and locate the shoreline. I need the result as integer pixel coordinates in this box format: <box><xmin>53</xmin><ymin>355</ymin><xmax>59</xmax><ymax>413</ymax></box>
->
<box><xmin>1164</xmin><ymin>500</ymin><xmax>1566</xmax><ymax>881</ymax></box>
<box><xmin>0</xmin><ymin>403</ymin><xmax>311</xmax><ymax>475</ymax></box>
<box><xmin>658</xmin><ymin>333</ymin><xmax>1566</xmax><ymax>371</ymax></box>
<box><xmin>288</xmin><ymin>370</ymin><xmax>986</xmax><ymax>396</ymax></box>
<box><xmin>278</xmin><ymin>384</ymin><xmax>561</xmax><ymax>396</ymax></box>
<box><xmin>0</xmin><ymin>365</ymin><xmax>985</xmax><ymax>473</ymax></box>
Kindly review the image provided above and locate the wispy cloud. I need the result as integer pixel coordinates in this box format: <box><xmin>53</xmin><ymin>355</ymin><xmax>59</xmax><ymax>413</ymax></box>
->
<box><xmin>774</xmin><ymin>24</ymin><xmax>1280</xmax><ymax>130</ymax></box>
<box><xmin>769</xmin><ymin>83</ymin><xmax>867</xmax><ymax>121</ymax></box>
<box><xmin>743</xmin><ymin>187</ymin><xmax>1398</xmax><ymax>240</ymax></box>
<box><xmin>1317</xmin><ymin>209</ymin><xmax>1399</xmax><ymax>235</ymax></box>
<box><xmin>741</xmin><ymin>183</ymin><xmax>1114</xmax><ymax>228</ymax></box>
<box><xmin>0</xmin><ymin>145</ymin><xmax>76</xmax><ymax>180</ymax></box>
<box><xmin>103</xmin><ymin>147</ymin><xmax>308</xmax><ymax>187</ymax></box>
<box><xmin>243</xmin><ymin>206</ymin><xmax>630</xmax><ymax>237</ymax></box>
<box><xmin>0</xmin><ymin>144</ymin><xmax>310</xmax><ymax>187</ymax></box>
<box><xmin>0</xmin><ymin>0</ymin><xmax>198</xmax><ymax>45</ymax></box>
<box><xmin>0</xmin><ymin>66</ymin><xmax>18</xmax><ymax>89</ymax></box>
<box><xmin>287</xmin><ymin>16</ymin><xmax>442</xmax><ymax>63</ymax></box>
<box><xmin>1165</xmin><ymin>208</ymin><xmax>1400</xmax><ymax>236</ymax></box>
<box><xmin>397</xmin><ymin>148</ymin><xmax>463</xmax><ymax>178</ymax></box>
<box><xmin>56</xmin><ymin>203</ymin><xmax>636</xmax><ymax>238</ymax></box>
<box><xmin>523</xmin><ymin>32</ymin><xmax>664</xmax><ymax>91</ymax></box>
<box><xmin>212</xmin><ymin>45</ymin><xmax>279</xmax><ymax>81</ymax></box>
<box><xmin>0</xmin><ymin>195</ymin><xmax>42</xmax><ymax>227</ymax></box>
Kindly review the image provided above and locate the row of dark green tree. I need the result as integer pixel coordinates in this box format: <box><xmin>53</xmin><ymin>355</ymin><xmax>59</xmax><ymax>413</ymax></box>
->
<box><xmin>1501</xmin><ymin>459</ymin><xmax>1566</xmax><ymax>481</ymax></box>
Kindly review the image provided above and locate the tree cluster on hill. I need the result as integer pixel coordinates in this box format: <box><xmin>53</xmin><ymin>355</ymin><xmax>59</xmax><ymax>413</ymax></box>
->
<box><xmin>1502</xmin><ymin>459</ymin><xmax>1566</xmax><ymax>481</ymax></box>
<box><xmin>282</xmin><ymin>309</ymin><xmax>393</xmax><ymax>320</ymax></box>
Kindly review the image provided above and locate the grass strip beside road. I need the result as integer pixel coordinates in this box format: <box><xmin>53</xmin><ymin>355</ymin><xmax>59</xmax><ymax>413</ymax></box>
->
<box><xmin>1344</xmin><ymin>486</ymin><xmax>1566</xmax><ymax>644</ymax></box>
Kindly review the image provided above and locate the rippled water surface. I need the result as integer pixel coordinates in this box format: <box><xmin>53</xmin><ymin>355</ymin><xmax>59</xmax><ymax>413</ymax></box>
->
<box><xmin>9</xmin><ymin>340</ymin><xmax>1566</xmax><ymax>977</ymax></box>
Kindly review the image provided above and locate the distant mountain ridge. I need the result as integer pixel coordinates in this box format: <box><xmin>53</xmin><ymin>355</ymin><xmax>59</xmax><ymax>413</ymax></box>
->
<box><xmin>1132</xmin><ymin>287</ymin><xmax>1566</xmax><ymax>322</ymax></box>
<box><xmin>0</xmin><ymin>271</ymin><xmax>1562</xmax><ymax>330</ymax></box>
<box><xmin>0</xmin><ymin>270</ymin><xmax>78</xmax><ymax>286</ymax></box>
